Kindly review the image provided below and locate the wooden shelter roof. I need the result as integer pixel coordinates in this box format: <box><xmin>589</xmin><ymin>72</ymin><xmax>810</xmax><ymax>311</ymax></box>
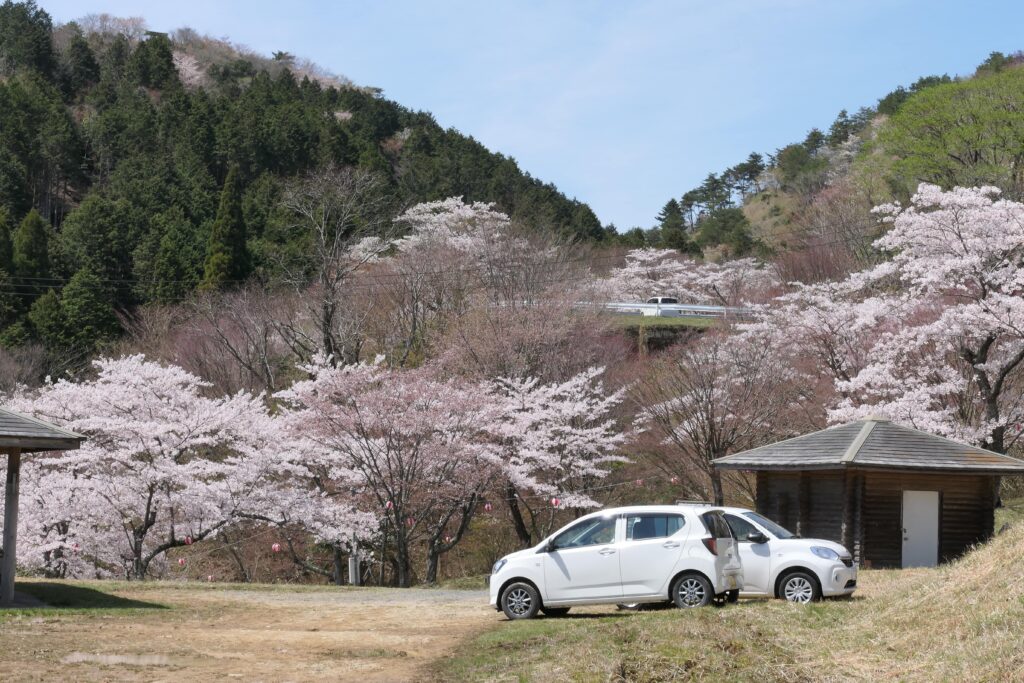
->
<box><xmin>0</xmin><ymin>406</ymin><xmax>84</xmax><ymax>452</ymax></box>
<box><xmin>714</xmin><ymin>416</ymin><xmax>1024</xmax><ymax>475</ymax></box>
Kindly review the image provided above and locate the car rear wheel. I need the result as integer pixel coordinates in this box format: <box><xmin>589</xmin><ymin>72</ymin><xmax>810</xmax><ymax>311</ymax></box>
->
<box><xmin>671</xmin><ymin>574</ymin><xmax>713</xmax><ymax>608</ymax></box>
<box><xmin>500</xmin><ymin>582</ymin><xmax>541</xmax><ymax>620</ymax></box>
<box><xmin>541</xmin><ymin>606</ymin><xmax>570</xmax><ymax>617</ymax></box>
<box><xmin>780</xmin><ymin>571</ymin><xmax>821</xmax><ymax>604</ymax></box>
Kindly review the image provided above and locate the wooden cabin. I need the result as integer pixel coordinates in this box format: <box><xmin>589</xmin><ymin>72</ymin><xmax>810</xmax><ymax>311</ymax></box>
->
<box><xmin>713</xmin><ymin>416</ymin><xmax>1024</xmax><ymax>568</ymax></box>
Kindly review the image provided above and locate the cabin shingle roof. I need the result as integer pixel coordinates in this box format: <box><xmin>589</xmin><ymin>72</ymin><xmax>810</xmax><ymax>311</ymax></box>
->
<box><xmin>714</xmin><ymin>417</ymin><xmax>1024</xmax><ymax>474</ymax></box>
<box><xmin>0</xmin><ymin>407</ymin><xmax>84</xmax><ymax>452</ymax></box>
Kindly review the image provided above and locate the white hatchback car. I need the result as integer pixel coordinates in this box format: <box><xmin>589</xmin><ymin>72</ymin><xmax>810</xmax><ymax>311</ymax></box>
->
<box><xmin>718</xmin><ymin>506</ymin><xmax>857</xmax><ymax>602</ymax></box>
<box><xmin>489</xmin><ymin>505</ymin><xmax>743</xmax><ymax>619</ymax></box>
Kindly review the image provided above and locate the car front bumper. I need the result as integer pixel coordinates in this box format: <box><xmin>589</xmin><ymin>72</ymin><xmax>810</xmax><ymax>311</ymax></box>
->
<box><xmin>821</xmin><ymin>562</ymin><xmax>858</xmax><ymax>596</ymax></box>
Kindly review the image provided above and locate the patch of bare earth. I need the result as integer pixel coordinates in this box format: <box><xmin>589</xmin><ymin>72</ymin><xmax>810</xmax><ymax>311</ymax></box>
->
<box><xmin>0</xmin><ymin>583</ymin><xmax>495</xmax><ymax>682</ymax></box>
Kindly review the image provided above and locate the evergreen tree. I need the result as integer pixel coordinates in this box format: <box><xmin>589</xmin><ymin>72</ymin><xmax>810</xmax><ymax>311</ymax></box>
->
<box><xmin>0</xmin><ymin>0</ymin><xmax>54</xmax><ymax>76</ymax></box>
<box><xmin>127</xmin><ymin>32</ymin><xmax>177</xmax><ymax>89</ymax></box>
<box><xmin>12</xmin><ymin>208</ymin><xmax>49</xmax><ymax>281</ymax></box>
<box><xmin>0</xmin><ymin>269</ymin><xmax>17</xmax><ymax>329</ymax></box>
<box><xmin>655</xmin><ymin>199</ymin><xmax>698</xmax><ymax>254</ymax></box>
<box><xmin>0</xmin><ymin>206</ymin><xmax>12</xmax><ymax>272</ymax></box>
<box><xmin>26</xmin><ymin>287</ymin><xmax>61</xmax><ymax>346</ymax></box>
<box><xmin>695</xmin><ymin>207</ymin><xmax>756</xmax><ymax>255</ymax></box>
<box><xmin>803</xmin><ymin>128</ymin><xmax>826</xmax><ymax>152</ymax></box>
<box><xmin>149</xmin><ymin>208</ymin><xmax>200</xmax><ymax>303</ymax></box>
<box><xmin>60</xmin><ymin>267</ymin><xmax>119</xmax><ymax>353</ymax></box>
<box><xmin>828</xmin><ymin>110</ymin><xmax>854</xmax><ymax>147</ymax></box>
<box><xmin>60</xmin><ymin>23</ymin><xmax>100</xmax><ymax>96</ymax></box>
<box><xmin>200</xmin><ymin>166</ymin><xmax>250</xmax><ymax>290</ymax></box>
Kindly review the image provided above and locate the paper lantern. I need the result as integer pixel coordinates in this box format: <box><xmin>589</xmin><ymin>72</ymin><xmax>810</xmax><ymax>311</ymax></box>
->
<box><xmin>406</xmin><ymin>517</ymin><xmax>415</xmax><ymax>527</ymax></box>
<box><xmin>483</xmin><ymin>502</ymin><xmax>493</xmax><ymax>512</ymax></box>
<box><xmin>207</xmin><ymin>575</ymin><xmax>214</xmax><ymax>582</ymax></box>
<box><xmin>635</xmin><ymin>478</ymin><xmax>644</xmax><ymax>487</ymax></box>
<box><xmin>550</xmin><ymin>497</ymin><xmax>560</xmax><ymax>508</ymax></box>
<box><xmin>184</xmin><ymin>536</ymin><xmax>193</xmax><ymax>545</ymax></box>
<box><xmin>177</xmin><ymin>558</ymin><xmax>186</xmax><ymax>567</ymax></box>
<box><xmin>670</xmin><ymin>476</ymin><xmax>680</xmax><ymax>485</ymax></box>
<box><xmin>271</xmin><ymin>543</ymin><xmax>282</xmax><ymax>553</ymax></box>
<box><xmin>444</xmin><ymin>535</ymin><xmax>452</xmax><ymax>544</ymax></box>
<box><xmin>385</xmin><ymin>500</ymin><xmax>394</xmax><ymax>510</ymax></box>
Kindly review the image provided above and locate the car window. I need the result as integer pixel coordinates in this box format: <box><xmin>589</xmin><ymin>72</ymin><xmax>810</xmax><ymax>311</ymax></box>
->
<box><xmin>742</xmin><ymin>511</ymin><xmax>795</xmax><ymax>539</ymax></box>
<box><xmin>724</xmin><ymin>514</ymin><xmax>761</xmax><ymax>542</ymax></box>
<box><xmin>625</xmin><ymin>514</ymin><xmax>685</xmax><ymax>541</ymax></box>
<box><xmin>551</xmin><ymin>516</ymin><xmax>617</xmax><ymax>550</ymax></box>
<box><xmin>700</xmin><ymin>511</ymin><xmax>734</xmax><ymax>539</ymax></box>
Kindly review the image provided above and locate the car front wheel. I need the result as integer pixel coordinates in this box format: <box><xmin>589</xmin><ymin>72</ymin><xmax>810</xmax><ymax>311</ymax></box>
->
<box><xmin>779</xmin><ymin>572</ymin><xmax>821</xmax><ymax>603</ymax></box>
<box><xmin>501</xmin><ymin>582</ymin><xmax>541</xmax><ymax>620</ymax></box>
<box><xmin>671</xmin><ymin>574</ymin><xmax>713</xmax><ymax>608</ymax></box>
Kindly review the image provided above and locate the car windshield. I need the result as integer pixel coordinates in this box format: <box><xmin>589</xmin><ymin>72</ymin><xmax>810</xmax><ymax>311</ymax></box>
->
<box><xmin>742</xmin><ymin>511</ymin><xmax>795</xmax><ymax>539</ymax></box>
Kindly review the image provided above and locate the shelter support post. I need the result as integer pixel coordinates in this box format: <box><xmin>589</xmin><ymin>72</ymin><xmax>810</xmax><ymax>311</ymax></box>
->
<box><xmin>1</xmin><ymin>449</ymin><xmax>21</xmax><ymax>606</ymax></box>
<box><xmin>796</xmin><ymin>471</ymin><xmax>810</xmax><ymax>538</ymax></box>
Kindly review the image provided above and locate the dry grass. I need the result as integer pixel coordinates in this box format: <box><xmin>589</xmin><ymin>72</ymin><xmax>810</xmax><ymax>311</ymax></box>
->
<box><xmin>0</xmin><ymin>580</ymin><xmax>491</xmax><ymax>682</ymax></box>
<box><xmin>432</xmin><ymin>523</ymin><xmax>1024</xmax><ymax>682</ymax></box>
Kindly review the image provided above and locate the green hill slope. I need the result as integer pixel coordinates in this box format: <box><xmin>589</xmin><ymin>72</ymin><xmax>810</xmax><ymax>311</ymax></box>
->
<box><xmin>0</xmin><ymin>1</ymin><xmax>604</xmax><ymax>352</ymax></box>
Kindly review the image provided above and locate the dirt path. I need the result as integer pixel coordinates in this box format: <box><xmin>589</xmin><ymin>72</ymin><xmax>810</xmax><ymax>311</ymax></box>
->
<box><xmin>0</xmin><ymin>583</ymin><xmax>497</xmax><ymax>682</ymax></box>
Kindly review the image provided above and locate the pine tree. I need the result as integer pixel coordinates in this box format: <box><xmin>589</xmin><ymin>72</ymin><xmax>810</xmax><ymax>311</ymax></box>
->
<box><xmin>13</xmin><ymin>208</ymin><xmax>49</xmax><ymax>281</ymax></box>
<box><xmin>657</xmin><ymin>199</ymin><xmax>700</xmax><ymax>255</ymax></box>
<box><xmin>60</xmin><ymin>267</ymin><xmax>119</xmax><ymax>353</ymax></box>
<box><xmin>61</xmin><ymin>23</ymin><xmax>100</xmax><ymax>95</ymax></box>
<box><xmin>0</xmin><ymin>206</ymin><xmax>12</xmax><ymax>272</ymax></box>
<box><xmin>200</xmin><ymin>166</ymin><xmax>250</xmax><ymax>291</ymax></box>
<box><xmin>150</xmin><ymin>208</ymin><xmax>199</xmax><ymax>303</ymax></box>
<box><xmin>27</xmin><ymin>288</ymin><xmax>62</xmax><ymax>347</ymax></box>
<box><xmin>0</xmin><ymin>269</ymin><xmax>17</xmax><ymax>329</ymax></box>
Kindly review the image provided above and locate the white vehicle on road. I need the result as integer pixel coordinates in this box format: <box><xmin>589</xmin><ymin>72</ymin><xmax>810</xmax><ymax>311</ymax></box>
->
<box><xmin>719</xmin><ymin>506</ymin><xmax>857</xmax><ymax>602</ymax></box>
<box><xmin>488</xmin><ymin>505</ymin><xmax>742</xmax><ymax>619</ymax></box>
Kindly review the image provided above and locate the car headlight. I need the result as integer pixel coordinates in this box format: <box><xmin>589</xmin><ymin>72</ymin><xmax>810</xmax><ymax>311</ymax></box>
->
<box><xmin>491</xmin><ymin>558</ymin><xmax>507</xmax><ymax>575</ymax></box>
<box><xmin>810</xmin><ymin>546</ymin><xmax>840</xmax><ymax>561</ymax></box>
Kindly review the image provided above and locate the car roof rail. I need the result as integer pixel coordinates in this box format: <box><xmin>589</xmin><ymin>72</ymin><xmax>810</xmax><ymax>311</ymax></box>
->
<box><xmin>674</xmin><ymin>499</ymin><xmax>714</xmax><ymax>506</ymax></box>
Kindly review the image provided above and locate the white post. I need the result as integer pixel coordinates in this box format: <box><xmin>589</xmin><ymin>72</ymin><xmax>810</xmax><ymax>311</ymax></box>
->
<box><xmin>1</xmin><ymin>449</ymin><xmax>21</xmax><ymax>606</ymax></box>
<box><xmin>348</xmin><ymin>540</ymin><xmax>361</xmax><ymax>586</ymax></box>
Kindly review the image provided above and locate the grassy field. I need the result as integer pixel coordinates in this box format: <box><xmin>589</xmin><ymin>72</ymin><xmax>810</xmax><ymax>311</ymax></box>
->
<box><xmin>433</xmin><ymin>521</ymin><xmax>1024</xmax><ymax>682</ymax></box>
<box><xmin>615</xmin><ymin>315</ymin><xmax>719</xmax><ymax>330</ymax></box>
<box><xmin>4</xmin><ymin>517</ymin><xmax>1024</xmax><ymax>681</ymax></box>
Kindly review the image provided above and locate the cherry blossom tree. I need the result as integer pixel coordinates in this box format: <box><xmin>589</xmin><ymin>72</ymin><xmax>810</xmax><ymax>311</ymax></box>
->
<box><xmin>749</xmin><ymin>184</ymin><xmax>1024</xmax><ymax>453</ymax></box>
<box><xmin>491</xmin><ymin>367</ymin><xmax>628</xmax><ymax>545</ymax></box>
<box><xmin>6</xmin><ymin>355</ymin><xmax>281</xmax><ymax>579</ymax></box>
<box><xmin>602</xmin><ymin>248</ymin><xmax>779</xmax><ymax>305</ymax></box>
<box><xmin>276</xmin><ymin>360</ymin><xmax>502</xmax><ymax>586</ymax></box>
<box><xmin>635</xmin><ymin>329</ymin><xmax>806</xmax><ymax>504</ymax></box>
<box><xmin>828</xmin><ymin>185</ymin><xmax>1024</xmax><ymax>452</ymax></box>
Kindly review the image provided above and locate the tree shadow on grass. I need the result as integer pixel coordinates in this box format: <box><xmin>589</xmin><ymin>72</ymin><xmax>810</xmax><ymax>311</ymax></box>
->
<box><xmin>13</xmin><ymin>582</ymin><xmax>167</xmax><ymax>610</ymax></box>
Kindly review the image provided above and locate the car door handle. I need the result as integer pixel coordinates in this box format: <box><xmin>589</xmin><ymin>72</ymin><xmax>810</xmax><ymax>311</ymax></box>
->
<box><xmin>598</xmin><ymin>548</ymin><xmax>616</xmax><ymax>556</ymax></box>
<box><xmin>662</xmin><ymin>541</ymin><xmax>680</xmax><ymax>549</ymax></box>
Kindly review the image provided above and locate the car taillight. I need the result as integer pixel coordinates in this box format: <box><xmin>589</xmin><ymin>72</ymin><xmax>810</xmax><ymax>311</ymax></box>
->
<box><xmin>702</xmin><ymin>537</ymin><xmax>718</xmax><ymax>556</ymax></box>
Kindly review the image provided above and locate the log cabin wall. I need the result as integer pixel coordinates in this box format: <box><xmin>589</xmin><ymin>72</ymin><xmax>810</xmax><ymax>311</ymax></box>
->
<box><xmin>756</xmin><ymin>471</ymin><xmax>845</xmax><ymax>541</ymax></box>
<box><xmin>756</xmin><ymin>469</ymin><xmax>997</xmax><ymax>569</ymax></box>
<box><xmin>859</xmin><ymin>470</ymin><xmax>995</xmax><ymax>568</ymax></box>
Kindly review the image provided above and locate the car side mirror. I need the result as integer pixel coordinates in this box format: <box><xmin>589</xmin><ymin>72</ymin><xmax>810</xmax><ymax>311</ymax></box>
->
<box><xmin>540</xmin><ymin>540</ymin><xmax>556</xmax><ymax>553</ymax></box>
<box><xmin>747</xmin><ymin>532</ymin><xmax>768</xmax><ymax>544</ymax></box>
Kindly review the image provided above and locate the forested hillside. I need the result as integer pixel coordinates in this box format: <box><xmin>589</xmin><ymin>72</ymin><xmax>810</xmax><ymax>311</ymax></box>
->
<box><xmin>0</xmin><ymin>1</ymin><xmax>604</xmax><ymax>361</ymax></box>
<box><xmin>641</xmin><ymin>50</ymin><xmax>1024</xmax><ymax>269</ymax></box>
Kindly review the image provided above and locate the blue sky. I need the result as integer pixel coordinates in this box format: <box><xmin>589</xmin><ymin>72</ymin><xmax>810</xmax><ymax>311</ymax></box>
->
<box><xmin>43</xmin><ymin>0</ymin><xmax>1024</xmax><ymax>229</ymax></box>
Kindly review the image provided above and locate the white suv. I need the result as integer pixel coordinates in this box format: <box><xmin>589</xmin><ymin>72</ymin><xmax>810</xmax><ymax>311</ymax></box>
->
<box><xmin>719</xmin><ymin>507</ymin><xmax>857</xmax><ymax>602</ymax></box>
<box><xmin>489</xmin><ymin>505</ymin><xmax>743</xmax><ymax>619</ymax></box>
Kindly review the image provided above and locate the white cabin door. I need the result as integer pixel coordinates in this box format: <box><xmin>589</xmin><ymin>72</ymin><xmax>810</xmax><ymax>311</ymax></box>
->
<box><xmin>902</xmin><ymin>490</ymin><xmax>939</xmax><ymax>568</ymax></box>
